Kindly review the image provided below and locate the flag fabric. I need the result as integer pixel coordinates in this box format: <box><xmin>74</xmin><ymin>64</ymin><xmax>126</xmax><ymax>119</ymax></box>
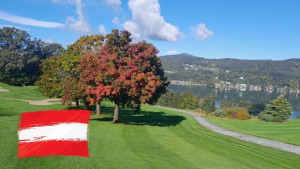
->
<box><xmin>18</xmin><ymin>110</ymin><xmax>91</xmax><ymax>158</ymax></box>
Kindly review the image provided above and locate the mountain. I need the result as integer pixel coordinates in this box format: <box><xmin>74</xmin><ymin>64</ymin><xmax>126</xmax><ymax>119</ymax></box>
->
<box><xmin>160</xmin><ymin>54</ymin><xmax>300</xmax><ymax>89</ymax></box>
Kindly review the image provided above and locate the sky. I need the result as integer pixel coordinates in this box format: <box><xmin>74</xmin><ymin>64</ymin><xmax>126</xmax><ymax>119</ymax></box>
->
<box><xmin>0</xmin><ymin>0</ymin><xmax>300</xmax><ymax>60</ymax></box>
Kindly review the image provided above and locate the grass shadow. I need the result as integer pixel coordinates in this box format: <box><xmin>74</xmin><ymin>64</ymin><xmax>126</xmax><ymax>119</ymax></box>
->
<box><xmin>91</xmin><ymin>106</ymin><xmax>186</xmax><ymax>127</ymax></box>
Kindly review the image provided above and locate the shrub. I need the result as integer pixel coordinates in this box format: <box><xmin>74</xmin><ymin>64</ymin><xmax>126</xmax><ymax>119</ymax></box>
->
<box><xmin>230</xmin><ymin>112</ymin><xmax>237</xmax><ymax>119</ymax></box>
<box><xmin>273</xmin><ymin>116</ymin><xmax>284</xmax><ymax>122</ymax></box>
<box><xmin>237</xmin><ymin>111</ymin><xmax>249</xmax><ymax>120</ymax></box>
<box><xmin>261</xmin><ymin>114</ymin><xmax>274</xmax><ymax>122</ymax></box>
<box><xmin>213</xmin><ymin>109</ymin><xmax>226</xmax><ymax>117</ymax></box>
<box><xmin>225</xmin><ymin>109</ymin><xmax>236</xmax><ymax>116</ymax></box>
<box><xmin>258</xmin><ymin>110</ymin><xmax>268</xmax><ymax>120</ymax></box>
<box><xmin>224</xmin><ymin>107</ymin><xmax>248</xmax><ymax>117</ymax></box>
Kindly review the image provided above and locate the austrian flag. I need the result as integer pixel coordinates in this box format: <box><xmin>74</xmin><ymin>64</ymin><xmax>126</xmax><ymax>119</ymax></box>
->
<box><xmin>18</xmin><ymin>110</ymin><xmax>91</xmax><ymax>158</ymax></box>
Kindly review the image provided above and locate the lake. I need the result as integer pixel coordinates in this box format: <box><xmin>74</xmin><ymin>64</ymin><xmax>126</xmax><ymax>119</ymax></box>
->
<box><xmin>168</xmin><ymin>84</ymin><xmax>300</xmax><ymax>118</ymax></box>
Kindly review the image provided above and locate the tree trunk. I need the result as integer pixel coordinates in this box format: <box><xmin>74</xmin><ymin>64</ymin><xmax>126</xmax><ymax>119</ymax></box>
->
<box><xmin>112</xmin><ymin>103</ymin><xmax>119</xmax><ymax>123</ymax></box>
<box><xmin>96</xmin><ymin>101</ymin><xmax>101</xmax><ymax>117</ymax></box>
<box><xmin>75</xmin><ymin>99</ymin><xmax>80</xmax><ymax>109</ymax></box>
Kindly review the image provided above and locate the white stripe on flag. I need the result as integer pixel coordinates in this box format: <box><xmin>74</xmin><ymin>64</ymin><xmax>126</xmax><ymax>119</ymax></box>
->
<box><xmin>19</xmin><ymin>123</ymin><xmax>88</xmax><ymax>143</ymax></box>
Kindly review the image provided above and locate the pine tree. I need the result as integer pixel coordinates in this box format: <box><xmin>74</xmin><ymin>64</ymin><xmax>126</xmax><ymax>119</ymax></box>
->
<box><xmin>267</xmin><ymin>94</ymin><xmax>293</xmax><ymax>121</ymax></box>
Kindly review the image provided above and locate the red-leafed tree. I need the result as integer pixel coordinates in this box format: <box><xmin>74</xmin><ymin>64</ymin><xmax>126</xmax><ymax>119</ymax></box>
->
<box><xmin>121</xmin><ymin>41</ymin><xmax>168</xmax><ymax>111</ymax></box>
<box><xmin>81</xmin><ymin>30</ymin><xmax>132</xmax><ymax>118</ymax></box>
<box><xmin>80</xmin><ymin>29</ymin><xmax>168</xmax><ymax>123</ymax></box>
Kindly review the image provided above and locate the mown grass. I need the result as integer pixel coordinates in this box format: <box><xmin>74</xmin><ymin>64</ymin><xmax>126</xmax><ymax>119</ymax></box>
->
<box><xmin>1</xmin><ymin>84</ymin><xmax>300</xmax><ymax>168</ymax></box>
<box><xmin>0</xmin><ymin>82</ymin><xmax>47</xmax><ymax>100</ymax></box>
<box><xmin>205</xmin><ymin>116</ymin><xmax>300</xmax><ymax>146</ymax></box>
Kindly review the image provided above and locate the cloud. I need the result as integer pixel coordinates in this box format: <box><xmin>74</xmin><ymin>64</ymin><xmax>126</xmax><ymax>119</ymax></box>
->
<box><xmin>43</xmin><ymin>39</ymin><xmax>55</xmax><ymax>44</ymax></box>
<box><xmin>65</xmin><ymin>0</ymin><xmax>92</xmax><ymax>34</ymax></box>
<box><xmin>123</xmin><ymin>21</ymin><xmax>142</xmax><ymax>43</ymax></box>
<box><xmin>191</xmin><ymin>24</ymin><xmax>213</xmax><ymax>40</ymax></box>
<box><xmin>112</xmin><ymin>17</ymin><xmax>120</xmax><ymax>25</ymax></box>
<box><xmin>165</xmin><ymin>50</ymin><xmax>180</xmax><ymax>55</ymax></box>
<box><xmin>123</xmin><ymin>0</ymin><xmax>180</xmax><ymax>42</ymax></box>
<box><xmin>98</xmin><ymin>24</ymin><xmax>106</xmax><ymax>35</ymax></box>
<box><xmin>105</xmin><ymin>0</ymin><xmax>121</xmax><ymax>10</ymax></box>
<box><xmin>0</xmin><ymin>11</ymin><xmax>64</xmax><ymax>28</ymax></box>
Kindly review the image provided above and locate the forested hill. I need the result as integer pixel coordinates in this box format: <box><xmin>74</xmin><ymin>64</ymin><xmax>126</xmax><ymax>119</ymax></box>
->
<box><xmin>160</xmin><ymin>53</ymin><xmax>300</xmax><ymax>88</ymax></box>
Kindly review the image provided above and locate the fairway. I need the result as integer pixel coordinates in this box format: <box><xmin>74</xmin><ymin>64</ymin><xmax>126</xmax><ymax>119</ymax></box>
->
<box><xmin>205</xmin><ymin>116</ymin><xmax>300</xmax><ymax>146</ymax></box>
<box><xmin>1</xmin><ymin>84</ymin><xmax>300</xmax><ymax>168</ymax></box>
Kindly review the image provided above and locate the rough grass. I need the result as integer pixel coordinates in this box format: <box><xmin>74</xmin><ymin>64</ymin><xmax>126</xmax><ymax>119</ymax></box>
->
<box><xmin>1</xmin><ymin>84</ymin><xmax>300</xmax><ymax>168</ymax></box>
<box><xmin>205</xmin><ymin>116</ymin><xmax>300</xmax><ymax>146</ymax></box>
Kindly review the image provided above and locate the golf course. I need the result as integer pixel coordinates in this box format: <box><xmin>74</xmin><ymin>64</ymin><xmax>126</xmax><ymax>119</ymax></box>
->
<box><xmin>1</xmin><ymin>83</ymin><xmax>300</xmax><ymax>169</ymax></box>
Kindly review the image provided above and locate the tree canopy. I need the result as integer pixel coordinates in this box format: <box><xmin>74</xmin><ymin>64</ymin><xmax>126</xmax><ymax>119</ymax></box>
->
<box><xmin>80</xmin><ymin>30</ymin><xmax>168</xmax><ymax>123</ymax></box>
<box><xmin>0</xmin><ymin>27</ymin><xmax>64</xmax><ymax>85</ymax></box>
<box><xmin>36</xmin><ymin>34</ymin><xmax>104</xmax><ymax>108</ymax></box>
<box><xmin>266</xmin><ymin>94</ymin><xmax>293</xmax><ymax>121</ymax></box>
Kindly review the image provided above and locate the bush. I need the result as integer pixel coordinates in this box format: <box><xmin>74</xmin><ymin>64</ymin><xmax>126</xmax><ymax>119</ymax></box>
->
<box><xmin>230</xmin><ymin>112</ymin><xmax>237</xmax><ymax>119</ymax></box>
<box><xmin>258</xmin><ymin>110</ymin><xmax>268</xmax><ymax>120</ymax></box>
<box><xmin>237</xmin><ymin>111</ymin><xmax>249</xmax><ymax>120</ymax></box>
<box><xmin>261</xmin><ymin>114</ymin><xmax>274</xmax><ymax>122</ymax></box>
<box><xmin>213</xmin><ymin>109</ymin><xmax>226</xmax><ymax>117</ymax></box>
<box><xmin>273</xmin><ymin>116</ymin><xmax>284</xmax><ymax>122</ymax></box>
<box><xmin>225</xmin><ymin>109</ymin><xmax>236</xmax><ymax>116</ymax></box>
<box><xmin>224</xmin><ymin>107</ymin><xmax>248</xmax><ymax>117</ymax></box>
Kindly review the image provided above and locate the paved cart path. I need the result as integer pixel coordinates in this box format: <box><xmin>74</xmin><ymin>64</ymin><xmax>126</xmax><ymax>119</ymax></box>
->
<box><xmin>156</xmin><ymin>106</ymin><xmax>300</xmax><ymax>155</ymax></box>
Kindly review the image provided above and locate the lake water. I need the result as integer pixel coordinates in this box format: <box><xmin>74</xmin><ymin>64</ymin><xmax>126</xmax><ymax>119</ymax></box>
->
<box><xmin>169</xmin><ymin>84</ymin><xmax>300</xmax><ymax>118</ymax></box>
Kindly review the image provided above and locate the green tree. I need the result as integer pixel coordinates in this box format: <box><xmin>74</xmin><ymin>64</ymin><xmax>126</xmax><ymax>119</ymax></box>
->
<box><xmin>173</xmin><ymin>92</ymin><xmax>183</xmax><ymax>108</ymax></box>
<box><xmin>0</xmin><ymin>27</ymin><xmax>63</xmax><ymax>85</ymax></box>
<box><xmin>35</xmin><ymin>55</ymin><xmax>63</xmax><ymax>98</ymax></box>
<box><xmin>266</xmin><ymin>94</ymin><xmax>293</xmax><ymax>121</ymax></box>
<box><xmin>238</xmin><ymin>100</ymin><xmax>252</xmax><ymax>108</ymax></box>
<box><xmin>36</xmin><ymin>34</ymin><xmax>104</xmax><ymax>109</ymax></box>
<box><xmin>182</xmin><ymin>97</ymin><xmax>198</xmax><ymax>109</ymax></box>
<box><xmin>248</xmin><ymin>103</ymin><xmax>266</xmax><ymax>116</ymax></box>
<box><xmin>200</xmin><ymin>96</ymin><xmax>216</xmax><ymax>114</ymax></box>
<box><xmin>221</xmin><ymin>99</ymin><xmax>236</xmax><ymax>107</ymax></box>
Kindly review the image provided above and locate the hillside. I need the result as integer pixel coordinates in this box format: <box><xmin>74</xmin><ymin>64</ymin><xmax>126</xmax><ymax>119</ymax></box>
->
<box><xmin>161</xmin><ymin>54</ymin><xmax>300</xmax><ymax>88</ymax></box>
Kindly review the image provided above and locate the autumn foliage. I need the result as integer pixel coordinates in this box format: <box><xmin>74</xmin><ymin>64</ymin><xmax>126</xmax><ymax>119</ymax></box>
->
<box><xmin>80</xmin><ymin>30</ymin><xmax>168</xmax><ymax>123</ymax></box>
<box><xmin>37</xmin><ymin>34</ymin><xmax>104</xmax><ymax>108</ymax></box>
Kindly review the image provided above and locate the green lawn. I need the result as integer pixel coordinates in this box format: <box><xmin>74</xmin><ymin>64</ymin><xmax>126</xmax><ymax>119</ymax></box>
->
<box><xmin>205</xmin><ymin>116</ymin><xmax>300</xmax><ymax>146</ymax></box>
<box><xmin>1</xmin><ymin>84</ymin><xmax>300</xmax><ymax>168</ymax></box>
<box><xmin>0</xmin><ymin>82</ymin><xmax>48</xmax><ymax>100</ymax></box>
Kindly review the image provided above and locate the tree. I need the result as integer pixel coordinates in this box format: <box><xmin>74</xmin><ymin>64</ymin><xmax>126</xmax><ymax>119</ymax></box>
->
<box><xmin>80</xmin><ymin>30</ymin><xmax>168</xmax><ymax>123</ymax></box>
<box><xmin>35</xmin><ymin>55</ymin><xmax>64</xmax><ymax>98</ymax></box>
<box><xmin>266</xmin><ymin>94</ymin><xmax>293</xmax><ymax>121</ymax></box>
<box><xmin>238</xmin><ymin>100</ymin><xmax>252</xmax><ymax>108</ymax></box>
<box><xmin>37</xmin><ymin>34</ymin><xmax>104</xmax><ymax>109</ymax></box>
<box><xmin>0</xmin><ymin>27</ymin><xmax>64</xmax><ymax>85</ymax></box>
<box><xmin>181</xmin><ymin>97</ymin><xmax>198</xmax><ymax>109</ymax></box>
<box><xmin>173</xmin><ymin>92</ymin><xmax>183</xmax><ymax>108</ymax></box>
<box><xmin>81</xmin><ymin>30</ymin><xmax>131</xmax><ymax>117</ymax></box>
<box><xmin>221</xmin><ymin>99</ymin><xmax>236</xmax><ymax>107</ymax></box>
<box><xmin>200</xmin><ymin>96</ymin><xmax>216</xmax><ymax>114</ymax></box>
<box><xmin>248</xmin><ymin>103</ymin><xmax>266</xmax><ymax>116</ymax></box>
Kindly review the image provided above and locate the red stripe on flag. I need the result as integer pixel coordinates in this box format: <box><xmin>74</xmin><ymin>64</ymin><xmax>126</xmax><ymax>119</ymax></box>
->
<box><xmin>18</xmin><ymin>110</ymin><xmax>91</xmax><ymax>158</ymax></box>
<box><xmin>19</xmin><ymin>110</ymin><xmax>91</xmax><ymax>129</ymax></box>
<box><xmin>18</xmin><ymin>141</ymin><xmax>89</xmax><ymax>158</ymax></box>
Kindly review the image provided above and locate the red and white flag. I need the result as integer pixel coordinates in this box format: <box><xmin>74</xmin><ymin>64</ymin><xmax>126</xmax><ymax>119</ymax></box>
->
<box><xmin>18</xmin><ymin>110</ymin><xmax>91</xmax><ymax>158</ymax></box>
